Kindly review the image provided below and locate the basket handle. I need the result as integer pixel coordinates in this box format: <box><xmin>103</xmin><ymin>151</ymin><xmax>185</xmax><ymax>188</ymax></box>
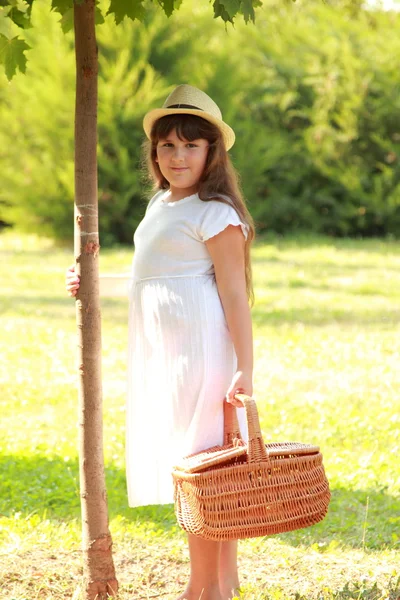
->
<box><xmin>224</xmin><ymin>395</ymin><xmax>269</xmax><ymax>463</ymax></box>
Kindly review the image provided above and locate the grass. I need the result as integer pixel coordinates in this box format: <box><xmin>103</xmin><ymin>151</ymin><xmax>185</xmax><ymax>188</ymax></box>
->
<box><xmin>0</xmin><ymin>230</ymin><xmax>399</xmax><ymax>599</ymax></box>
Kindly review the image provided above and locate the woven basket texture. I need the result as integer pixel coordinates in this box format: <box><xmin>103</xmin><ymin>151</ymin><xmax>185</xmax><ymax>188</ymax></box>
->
<box><xmin>172</xmin><ymin>396</ymin><xmax>331</xmax><ymax>541</ymax></box>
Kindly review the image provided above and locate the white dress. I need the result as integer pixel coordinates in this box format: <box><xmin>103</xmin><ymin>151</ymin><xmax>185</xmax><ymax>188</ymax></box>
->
<box><xmin>126</xmin><ymin>190</ymin><xmax>249</xmax><ymax>507</ymax></box>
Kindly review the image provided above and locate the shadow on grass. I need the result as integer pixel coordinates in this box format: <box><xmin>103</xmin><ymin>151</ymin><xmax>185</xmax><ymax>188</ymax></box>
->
<box><xmin>1</xmin><ymin>454</ymin><xmax>399</xmax><ymax>550</ymax></box>
<box><xmin>252</xmin><ymin>305</ymin><xmax>400</xmax><ymax>327</ymax></box>
<box><xmin>294</xmin><ymin>578</ymin><xmax>400</xmax><ymax>600</ymax></box>
<box><xmin>253</xmin><ymin>232</ymin><xmax>400</xmax><ymax>254</ymax></box>
<box><xmin>0</xmin><ymin>295</ymin><xmax>128</xmax><ymax>324</ymax></box>
<box><xmin>0</xmin><ymin>454</ymin><xmax>177</xmax><ymax>533</ymax></box>
<box><xmin>251</xmin><ymin>255</ymin><xmax>400</xmax><ymax>272</ymax></box>
<box><xmin>1</xmin><ymin>295</ymin><xmax>399</xmax><ymax>328</ymax></box>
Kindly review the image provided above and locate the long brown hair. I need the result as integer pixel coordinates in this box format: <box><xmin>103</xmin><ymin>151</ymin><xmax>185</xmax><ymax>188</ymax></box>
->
<box><xmin>143</xmin><ymin>114</ymin><xmax>255</xmax><ymax>304</ymax></box>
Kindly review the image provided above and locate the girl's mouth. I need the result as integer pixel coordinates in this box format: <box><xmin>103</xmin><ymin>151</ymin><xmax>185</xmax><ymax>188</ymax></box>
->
<box><xmin>171</xmin><ymin>167</ymin><xmax>188</xmax><ymax>172</ymax></box>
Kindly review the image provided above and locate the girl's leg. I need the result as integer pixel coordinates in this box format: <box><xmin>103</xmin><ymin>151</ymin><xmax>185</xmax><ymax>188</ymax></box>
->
<box><xmin>219</xmin><ymin>541</ymin><xmax>240</xmax><ymax>600</ymax></box>
<box><xmin>177</xmin><ymin>534</ymin><xmax>223</xmax><ymax>600</ymax></box>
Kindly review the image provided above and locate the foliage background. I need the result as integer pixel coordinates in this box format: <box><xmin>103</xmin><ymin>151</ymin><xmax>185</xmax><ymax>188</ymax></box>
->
<box><xmin>1</xmin><ymin>0</ymin><xmax>400</xmax><ymax>243</ymax></box>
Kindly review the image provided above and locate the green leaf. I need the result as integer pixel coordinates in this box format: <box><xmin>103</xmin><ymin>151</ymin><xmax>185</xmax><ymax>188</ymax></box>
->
<box><xmin>0</xmin><ymin>7</ymin><xmax>18</xmax><ymax>39</ymax></box>
<box><xmin>7</xmin><ymin>0</ymin><xmax>30</xmax><ymax>12</ymax></box>
<box><xmin>213</xmin><ymin>0</ymin><xmax>233</xmax><ymax>23</ymax></box>
<box><xmin>242</xmin><ymin>0</ymin><xmax>259</xmax><ymax>23</ymax></box>
<box><xmin>211</xmin><ymin>0</ymin><xmax>261</xmax><ymax>23</ymax></box>
<box><xmin>59</xmin><ymin>6</ymin><xmax>73</xmax><ymax>32</ymax></box>
<box><xmin>157</xmin><ymin>0</ymin><xmax>175</xmax><ymax>18</ymax></box>
<box><xmin>0</xmin><ymin>33</ymin><xmax>29</xmax><ymax>79</ymax></box>
<box><xmin>51</xmin><ymin>0</ymin><xmax>74</xmax><ymax>18</ymax></box>
<box><xmin>107</xmin><ymin>0</ymin><xmax>145</xmax><ymax>24</ymax></box>
<box><xmin>219</xmin><ymin>0</ymin><xmax>240</xmax><ymax>19</ymax></box>
<box><xmin>4</xmin><ymin>0</ymin><xmax>33</xmax><ymax>29</ymax></box>
<box><xmin>95</xmin><ymin>4</ymin><xmax>105</xmax><ymax>25</ymax></box>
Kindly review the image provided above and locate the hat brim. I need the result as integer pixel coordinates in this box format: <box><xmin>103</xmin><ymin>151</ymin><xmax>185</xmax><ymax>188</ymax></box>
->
<box><xmin>143</xmin><ymin>108</ymin><xmax>235</xmax><ymax>150</ymax></box>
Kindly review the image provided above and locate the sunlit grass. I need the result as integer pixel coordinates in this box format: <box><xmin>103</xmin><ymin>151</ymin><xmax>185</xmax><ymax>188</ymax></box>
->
<box><xmin>0</xmin><ymin>230</ymin><xmax>399</xmax><ymax>599</ymax></box>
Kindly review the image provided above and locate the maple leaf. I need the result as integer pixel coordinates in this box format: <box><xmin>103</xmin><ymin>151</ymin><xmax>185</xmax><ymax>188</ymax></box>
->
<box><xmin>107</xmin><ymin>0</ymin><xmax>146</xmax><ymax>24</ymax></box>
<box><xmin>0</xmin><ymin>33</ymin><xmax>29</xmax><ymax>79</ymax></box>
<box><xmin>51</xmin><ymin>0</ymin><xmax>74</xmax><ymax>18</ymax></box>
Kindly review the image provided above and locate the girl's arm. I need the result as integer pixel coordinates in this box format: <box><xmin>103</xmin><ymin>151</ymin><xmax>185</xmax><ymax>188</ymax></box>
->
<box><xmin>206</xmin><ymin>225</ymin><xmax>253</xmax><ymax>407</ymax></box>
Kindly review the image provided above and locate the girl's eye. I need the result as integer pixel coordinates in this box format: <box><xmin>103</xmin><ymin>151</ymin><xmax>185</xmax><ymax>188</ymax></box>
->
<box><xmin>187</xmin><ymin>143</ymin><xmax>197</xmax><ymax>149</ymax></box>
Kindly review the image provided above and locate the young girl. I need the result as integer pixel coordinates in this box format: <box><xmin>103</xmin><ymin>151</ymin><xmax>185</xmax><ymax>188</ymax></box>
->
<box><xmin>66</xmin><ymin>84</ymin><xmax>255</xmax><ymax>600</ymax></box>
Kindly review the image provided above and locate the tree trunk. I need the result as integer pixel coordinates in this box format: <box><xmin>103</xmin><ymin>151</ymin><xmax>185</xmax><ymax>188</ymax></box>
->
<box><xmin>74</xmin><ymin>0</ymin><xmax>118</xmax><ymax>598</ymax></box>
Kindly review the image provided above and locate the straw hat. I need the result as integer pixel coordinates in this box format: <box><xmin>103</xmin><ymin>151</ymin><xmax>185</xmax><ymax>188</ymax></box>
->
<box><xmin>143</xmin><ymin>84</ymin><xmax>235</xmax><ymax>150</ymax></box>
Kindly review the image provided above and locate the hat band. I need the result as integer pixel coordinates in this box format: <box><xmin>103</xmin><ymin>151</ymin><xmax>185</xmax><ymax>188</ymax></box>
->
<box><xmin>167</xmin><ymin>103</ymin><xmax>203</xmax><ymax>111</ymax></box>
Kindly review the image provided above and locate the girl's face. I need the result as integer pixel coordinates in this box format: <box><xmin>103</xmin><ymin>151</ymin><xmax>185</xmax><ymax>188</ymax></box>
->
<box><xmin>155</xmin><ymin>129</ymin><xmax>209</xmax><ymax>198</ymax></box>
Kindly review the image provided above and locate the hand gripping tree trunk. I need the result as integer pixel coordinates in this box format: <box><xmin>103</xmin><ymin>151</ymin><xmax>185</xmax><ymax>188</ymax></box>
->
<box><xmin>74</xmin><ymin>0</ymin><xmax>118</xmax><ymax>597</ymax></box>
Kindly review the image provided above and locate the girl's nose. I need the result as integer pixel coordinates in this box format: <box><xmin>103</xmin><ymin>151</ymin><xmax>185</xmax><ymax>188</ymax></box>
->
<box><xmin>171</xmin><ymin>147</ymin><xmax>185</xmax><ymax>162</ymax></box>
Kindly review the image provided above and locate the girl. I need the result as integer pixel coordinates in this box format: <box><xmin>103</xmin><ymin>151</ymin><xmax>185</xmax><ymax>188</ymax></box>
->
<box><xmin>66</xmin><ymin>84</ymin><xmax>255</xmax><ymax>600</ymax></box>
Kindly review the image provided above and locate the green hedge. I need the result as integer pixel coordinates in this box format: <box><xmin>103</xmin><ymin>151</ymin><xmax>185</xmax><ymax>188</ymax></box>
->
<box><xmin>1</xmin><ymin>0</ymin><xmax>400</xmax><ymax>242</ymax></box>
<box><xmin>232</xmin><ymin>2</ymin><xmax>400</xmax><ymax>236</ymax></box>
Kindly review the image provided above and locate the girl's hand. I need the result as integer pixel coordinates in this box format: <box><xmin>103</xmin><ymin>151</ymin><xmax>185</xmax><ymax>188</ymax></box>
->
<box><xmin>65</xmin><ymin>264</ymin><xmax>80</xmax><ymax>297</ymax></box>
<box><xmin>226</xmin><ymin>370</ymin><xmax>253</xmax><ymax>407</ymax></box>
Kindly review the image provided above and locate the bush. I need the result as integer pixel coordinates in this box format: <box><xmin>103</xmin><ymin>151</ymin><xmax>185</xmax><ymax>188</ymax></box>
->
<box><xmin>229</xmin><ymin>1</ymin><xmax>400</xmax><ymax>235</ymax></box>
<box><xmin>0</xmin><ymin>4</ymin><xmax>171</xmax><ymax>244</ymax></box>
<box><xmin>1</xmin><ymin>0</ymin><xmax>400</xmax><ymax>241</ymax></box>
<box><xmin>0</xmin><ymin>4</ymin><xmax>76</xmax><ymax>241</ymax></box>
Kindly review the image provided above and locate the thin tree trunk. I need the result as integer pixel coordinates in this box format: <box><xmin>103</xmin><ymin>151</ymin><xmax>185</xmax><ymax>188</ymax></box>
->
<box><xmin>74</xmin><ymin>0</ymin><xmax>118</xmax><ymax>597</ymax></box>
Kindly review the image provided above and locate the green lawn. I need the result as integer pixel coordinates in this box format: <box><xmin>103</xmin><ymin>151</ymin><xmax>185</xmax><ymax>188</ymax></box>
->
<box><xmin>0</xmin><ymin>231</ymin><xmax>399</xmax><ymax>599</ymax></box>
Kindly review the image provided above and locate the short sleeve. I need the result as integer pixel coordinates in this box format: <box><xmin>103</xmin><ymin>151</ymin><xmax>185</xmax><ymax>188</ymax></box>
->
<box><xmin>145</xmin><ymin>190</ymin><xmax>165</xmax><ymax>214</ymax></box>
<box><xmin>199</xmin><ymin>201</ymin><xmax>249</xmax><ymax>242</ymax></box>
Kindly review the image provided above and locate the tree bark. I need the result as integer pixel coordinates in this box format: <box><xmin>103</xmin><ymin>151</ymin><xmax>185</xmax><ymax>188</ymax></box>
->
<box><xmin>74</xmin><ymin>0</ymin><xmax>118</xmax><ymax>598</ymax></box>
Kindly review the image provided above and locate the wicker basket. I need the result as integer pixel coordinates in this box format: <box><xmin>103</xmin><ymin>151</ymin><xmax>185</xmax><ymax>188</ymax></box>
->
<box><xmin>172</xmin><ymin>395</ymin><xmax>330</xmax><ymax>541</ymax></box>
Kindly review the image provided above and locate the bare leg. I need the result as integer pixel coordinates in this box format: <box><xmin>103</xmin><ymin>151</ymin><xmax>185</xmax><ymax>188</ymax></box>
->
<box><xmin>219</xmin><ymin>541</ymin><xmax>240</xmax><ymax>600</ymax></box>
<box><xmin>177</xmin><ymin>534</ymin><xmax>223</xmax><ymax>600</ymax></box>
